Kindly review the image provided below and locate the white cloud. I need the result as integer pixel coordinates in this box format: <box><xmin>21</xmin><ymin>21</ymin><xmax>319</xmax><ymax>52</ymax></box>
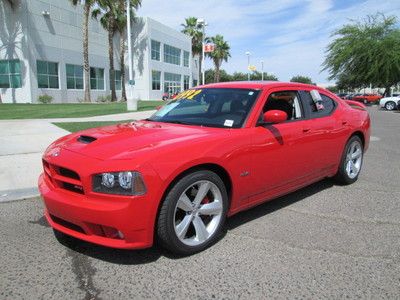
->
<box><xmin>137</xmin><ymin>0</ymin><xmax>400</xmax><ymax>83</ymax></box>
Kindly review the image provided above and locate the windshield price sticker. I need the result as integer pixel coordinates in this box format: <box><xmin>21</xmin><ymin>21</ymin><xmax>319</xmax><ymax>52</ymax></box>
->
<box><xmin>224</xmin><ymin>120</ymin><xmax>234</xmax><ymax>127</ymax></box>
<box><xmin>175</xmin><ymin>89</ymin><xmax>202</xmax><ymax>100</ymax></box>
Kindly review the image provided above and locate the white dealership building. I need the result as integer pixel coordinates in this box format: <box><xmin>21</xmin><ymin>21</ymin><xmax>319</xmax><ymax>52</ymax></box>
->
<box><xmin>0</xmin><ymin>0</ymin><xmax>199</xmax><ymax>103</ymax></box>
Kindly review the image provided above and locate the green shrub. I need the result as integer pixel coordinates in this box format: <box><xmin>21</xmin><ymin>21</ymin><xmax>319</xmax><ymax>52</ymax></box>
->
<box><xmin>96</xmin><ymin>95</ymin><xmax>112</xmax><ymax>103</ymax></box>
<box><xmin>37</xmin><ymin>94</ymin><xmax>53</xmax><ymax>104</ymax></box>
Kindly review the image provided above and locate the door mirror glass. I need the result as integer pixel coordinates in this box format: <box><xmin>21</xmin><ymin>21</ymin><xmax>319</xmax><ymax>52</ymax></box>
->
<box><xmin>263</xmin><ymin>110</ymin><xmax>287</xmax><ymax>124</ymax></box>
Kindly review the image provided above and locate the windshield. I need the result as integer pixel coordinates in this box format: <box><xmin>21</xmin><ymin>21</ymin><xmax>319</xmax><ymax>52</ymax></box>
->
<box><xmin>148</xmin><ymin>88</ymin><xmax>260</xmax><ymax>128</ymax></box>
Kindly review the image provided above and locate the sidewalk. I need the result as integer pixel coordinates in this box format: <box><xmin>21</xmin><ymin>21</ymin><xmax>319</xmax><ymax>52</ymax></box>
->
<box><xmin>0</xmin><ymin>110</ymin><xmax>155</xmax><ymax>202</ymax></box>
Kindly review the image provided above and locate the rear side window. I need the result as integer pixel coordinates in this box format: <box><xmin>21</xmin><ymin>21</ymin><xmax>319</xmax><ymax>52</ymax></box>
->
<box><xmin>302</xmin><ymin>92</ymin><xmax>336</xmax><ymax>118</ymax></box>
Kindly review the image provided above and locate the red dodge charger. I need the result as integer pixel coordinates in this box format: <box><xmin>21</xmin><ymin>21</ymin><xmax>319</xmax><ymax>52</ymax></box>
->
<box><xmin>39</xmin><ymin>82</ymin><xmax>370</xmax><ymax>255</ymax></box>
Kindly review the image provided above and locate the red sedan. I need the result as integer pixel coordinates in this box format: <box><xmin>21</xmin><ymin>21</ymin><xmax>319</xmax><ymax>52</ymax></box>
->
<box><xmin>352</xmin><ymin>93</ymin><xmax>382</xmax><ymax>104</ymax></box>
<box><xmin>39</xmin><ymin>82</ymin><xmax>370</xmax><ymax>255</ymax></box>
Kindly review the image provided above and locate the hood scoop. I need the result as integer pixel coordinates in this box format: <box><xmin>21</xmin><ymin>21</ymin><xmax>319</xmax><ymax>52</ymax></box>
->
<box><xmin>77</xmin><ymin>135</ymin><xmax>97</xmax><ymax>144</ymax></box>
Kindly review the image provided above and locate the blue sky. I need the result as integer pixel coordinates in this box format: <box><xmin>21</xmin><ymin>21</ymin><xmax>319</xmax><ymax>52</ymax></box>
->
<box><xmin>139</xmin><ymin>0</ymin><xmax>400</xmax><ymax>84</ymax></box>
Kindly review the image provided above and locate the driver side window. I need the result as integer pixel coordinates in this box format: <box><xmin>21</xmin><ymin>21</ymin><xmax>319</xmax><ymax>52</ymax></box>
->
<box><xmin>262</xmin><ymin>91</ymin><xmax>303</xmax><ymax>121</ymax></box>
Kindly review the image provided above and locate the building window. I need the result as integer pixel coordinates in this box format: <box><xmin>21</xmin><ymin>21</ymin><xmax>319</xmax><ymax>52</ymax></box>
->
<box><xmin>193</xmin><ymin>79</ymin><xmax>198</xmax><ymax>87</ymax></box>
<box><xmin>164</xmin><ymin>44</ymin><xmax>181</xmax><ymax>65</ymax></box>
<box><xmin>0</xmin><ymin>59</ymin><xmax>22</xmax><ymax>88</ymax></box>
<box><xmin>151</xmin><ymin>40</ymin><xmax>160</xmax><ymax>61</ymax></box>
<box><xmin>90</xmin><ymin>67</ymin><xmax>104</xmax><ymax>90</ymax></box>
<box><xmin>184</xmin><ymin>75</ymin><xmax>190</xmax><ymax>90</ymax></box>
<box><xmin>183</xmin><ymin>51</ymin><xmax>190</xmax><ymax>67</ymax></box>
<box><xmin>152</xmin><ymin>70</ymin><xmax>161</xmax><ymax>90</ymax></box>
<box><xmin>164</xmin><ymin>72</ymin><xmax>181</xmax><ymax>94</ymax></box>
<box><xmin>37</xmin><ymin>60</ymin><xmax>59</xmax><ymax>89</ymax></box>
<box><xmin>66</xmin><ymin>64</ymin><xmax>83</xmax><ymax>90</ymax></box>
<box><xmin>111</xmin><ymin>70</ymin><xmax>122</xmax><ymax>90</ymax></box>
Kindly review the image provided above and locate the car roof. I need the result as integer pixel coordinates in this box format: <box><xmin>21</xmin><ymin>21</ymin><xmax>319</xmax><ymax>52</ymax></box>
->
<box><xmin>197</xmin><ymin>81</ymin><xmax>319</xmax><ymax>90</ymax></box>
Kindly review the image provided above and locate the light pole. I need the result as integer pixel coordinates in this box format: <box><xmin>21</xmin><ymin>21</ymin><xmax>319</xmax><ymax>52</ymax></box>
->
<box><xmin>261</xmin><ymin>60</ymin><xmax>264</xmax><ymax>81</ymax></box>
<box><xmin>196</xmin><ymin>18</ymin><xmax>207</xmax><ymax>85</ymax></box>
<box><xmin>126</xmin><ymin>0</ymin><xmax>137</xmax><ymax>111</ymax></box>
<box><xmin>245</xmin><ymin>51</ymin><xmax>251</xmax><ymax>81</ymax></box>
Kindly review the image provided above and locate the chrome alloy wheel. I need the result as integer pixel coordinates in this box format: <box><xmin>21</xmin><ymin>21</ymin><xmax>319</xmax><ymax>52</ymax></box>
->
<box><xmin>173</xmin><ymin>180</ymin><xmax>223</xmax><ymax>246</ymax></box>
<box><xmin>385</xmin><ymin>101</ymin><xmax>395</xmax><ymax>111</ymax></box>
<box><xmin>345</xmin><ymin>140</ymin><xmax>363</xmax><ymax>179</ymax></box>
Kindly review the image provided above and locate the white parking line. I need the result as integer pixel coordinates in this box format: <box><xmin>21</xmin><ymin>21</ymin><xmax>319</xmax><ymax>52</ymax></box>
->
<box><xmin>370</xmin><ymin>136</ymin><xmax>380</xmax><ymax>141</ymax></box>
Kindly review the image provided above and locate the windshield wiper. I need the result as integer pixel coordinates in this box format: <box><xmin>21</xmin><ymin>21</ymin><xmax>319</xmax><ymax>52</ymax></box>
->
<box><xmin>163</xmin><ymin>120</ymin><xmax>194</xmax><ymax>125</ymax></box>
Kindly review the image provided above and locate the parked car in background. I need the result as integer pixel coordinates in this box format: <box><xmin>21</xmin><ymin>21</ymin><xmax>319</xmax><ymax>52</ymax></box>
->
<box><xmin>352</xmin><ymin>94</ymin><xmax>382</xmax><ymax>104</ymax></box>
<box><xmin>39</xmin><ymin>82</ymin><xmax>371</xmax><ymax>255</ymax></box>
<box><xmin>344</xmin><ymin>93</ymin><xmax>360</xmax><ymax>100</ymax></box>
<box><xmin>336</xmin><ymin>93</ymin><xmax>348</xmax><ymax>99</ymax></box>
<box><xmin>379</xmin><ymin>96</ymin><xmax>400</xmax><ymax>111</ymax></box>
<box><xmin>397</xmin><ymin>100</ymin><xmax>400</xmax><ymax>110</ymax></box>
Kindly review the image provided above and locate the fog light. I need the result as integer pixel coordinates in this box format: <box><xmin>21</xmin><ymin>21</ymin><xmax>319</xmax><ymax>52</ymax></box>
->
<box><xmin>118</xmin><ymin>171</ymin><xmax>132</xmax><ymax>190</ymax></box>
<box><xmin>101</xmin><ymin>173</ymin><xmax>115</xmax><ymax>188</ymax></box>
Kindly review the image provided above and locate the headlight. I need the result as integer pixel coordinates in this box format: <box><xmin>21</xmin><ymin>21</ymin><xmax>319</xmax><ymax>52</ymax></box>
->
<box><xmin>92</xmin><ymin>171</ymin><xmax>146</xmax><ymax>195</ymax></box>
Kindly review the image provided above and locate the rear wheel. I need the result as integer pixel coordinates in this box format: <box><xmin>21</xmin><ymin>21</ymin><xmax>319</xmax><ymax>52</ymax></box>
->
<box><xmin>385</xmin><ymin>101</ymin><xmax>396</xmax><ymax>111</ymax></box>
<box><xmin>334</xmin><ymin>136</ymin><xmax>364</xmax><ymax>185</ymax></box>
<box><xmin>157</xmin><ymin>170</ymin><xmax>228</xmax><ymax>255</ymax></box>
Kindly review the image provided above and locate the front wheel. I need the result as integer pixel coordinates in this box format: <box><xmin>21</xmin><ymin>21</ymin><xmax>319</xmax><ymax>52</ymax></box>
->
<box><xmin>334</xmin><ymin>136</ymin><xmax>364</xmax><ymax>185</ymax></box>
<box><xmin>157</xmin><ymin>170</ymin><xmax>228</xmax><ymax>255</ymax></box>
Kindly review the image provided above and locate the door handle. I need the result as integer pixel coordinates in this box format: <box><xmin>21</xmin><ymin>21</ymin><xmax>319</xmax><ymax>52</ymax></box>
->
<box><xmin>342</xmin><ymin>121</ymin><xmax>348</xmax><ymax>125</ymax></box>
<box><xmin>303</xmin><ymin>127</ymin><xmax>311</xmax><ymax>132</ymax></box>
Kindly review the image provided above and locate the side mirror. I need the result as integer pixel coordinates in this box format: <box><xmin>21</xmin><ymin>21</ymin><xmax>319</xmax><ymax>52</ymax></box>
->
<box><xmin>263</xmin><ymin>110</ymin><xmax>287</xmax><ymax>124</ymax></box>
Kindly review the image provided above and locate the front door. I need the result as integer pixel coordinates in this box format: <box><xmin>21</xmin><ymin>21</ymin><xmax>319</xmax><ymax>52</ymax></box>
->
<box><xmin>248</xmin><ymin>89</ymin><xmax>322</xmax><ymax>203</ymax></box>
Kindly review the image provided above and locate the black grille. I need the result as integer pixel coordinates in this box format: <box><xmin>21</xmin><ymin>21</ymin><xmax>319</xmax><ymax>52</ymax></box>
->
<box><xmin>59</xmin><ymin>167</ymin><xmax>80</xmax><ymax>180</ymax></box>
<box><xmin>50</xmin><ymin>214</ymin><xmax>85</xmax><ymax>234</ymax></box>
<box><xmin>62</xmin><ymin>182</ymin><xmax>84</xmax><ymax>194</ymax></box>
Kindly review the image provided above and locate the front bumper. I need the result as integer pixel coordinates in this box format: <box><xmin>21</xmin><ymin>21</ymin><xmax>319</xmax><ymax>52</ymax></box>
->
<box><xmin>39</xmin><ymin>173</ymin><xmax>155</xmax><ymax>249</ymax></box>
<box><xmin>38</xmin><ymin>147</ymin><xmax>163</xmax><ymax>249</ymax></box>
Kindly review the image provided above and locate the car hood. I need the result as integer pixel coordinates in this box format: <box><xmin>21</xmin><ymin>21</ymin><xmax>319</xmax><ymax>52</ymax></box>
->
<box><xmin>51</xmin><ymin>121</ymin><xmax>227</xmax><ymax>161</ymax></box>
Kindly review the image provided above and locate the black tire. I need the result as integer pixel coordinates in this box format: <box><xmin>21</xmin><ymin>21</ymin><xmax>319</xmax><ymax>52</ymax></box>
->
<box><xmin>334</xmin><ymin>136</ymin><xmax>364</xmax><ymax>185</ymax></box>
<box><xmin>157</xmin><ymin>170</ymin><xmax>228</xmax><ymax>255</ymax></box>
<box><xmin>385</xmin><ymin>101</ymin><xmax>396</xmax><ymax>111</ymax></box>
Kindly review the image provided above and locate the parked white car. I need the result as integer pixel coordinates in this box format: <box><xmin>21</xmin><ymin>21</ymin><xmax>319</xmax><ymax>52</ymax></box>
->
<box><xmin>379</xmin><ymin>96</ymin><xmax>400</xmax><ymax>111</ymax></box>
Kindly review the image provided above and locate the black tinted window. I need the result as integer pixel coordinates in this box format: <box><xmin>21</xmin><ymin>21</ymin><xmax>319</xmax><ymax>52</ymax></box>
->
<box><xmin>303</xmin><ymin>92</ymin><xmax>336</xmax><ymax>117</ymax></box>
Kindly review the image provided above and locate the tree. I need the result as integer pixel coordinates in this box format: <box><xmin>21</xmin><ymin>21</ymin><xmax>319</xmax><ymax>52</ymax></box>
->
<box><xmin>114</xmin><ymin>0</ymin><xmax>142</xmax><ymax>101</ymax></box>
<box><xmin>323</xmin><ymin>13</ymin><xmax>400</xmax><ymax>95</ymax></box>
<box><xmin>205</xmin><ymin>35</ymin><xmax>231</xmax><ymax>82</ymax></box>
<box><xmin>181</xmin><ymin>17</ymin><xmax>203</xmax><ymax>84</ymax></box>
<box><xmin>70</xmin><ymin>0</ymin><xmax>98</xmax><ymax>102</ymax></box>
<box><xmin>325</xmin><ymin>86</ymin><xmax>339</xmax><ymax>93</ymax></box>
<box><xmin>290</xmin><ymin>75</ymin><xmax>313</xmax><ymax>84</ymax></box>
<box><xmin>92</xmin><ymin>0</ymin><xmax>119</xmax><ymax>101</ymax></box>
<box><xmin>251</xmin><ymin>71</ymin><xmax>278</xmax><ymax>81</ymax></box>
<box><xmin>204</xmin><ymin>69</ymin><xmax>231</xmax><ymax>84</ymax></box>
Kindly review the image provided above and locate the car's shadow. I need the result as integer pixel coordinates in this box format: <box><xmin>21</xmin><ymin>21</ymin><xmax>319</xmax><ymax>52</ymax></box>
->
<box><xmin>57</xmin><ymin>179</ymin><xmax>334</xmax><ymax>265</ymax></box>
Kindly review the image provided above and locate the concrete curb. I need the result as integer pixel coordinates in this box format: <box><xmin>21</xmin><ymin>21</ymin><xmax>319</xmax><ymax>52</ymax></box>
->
<box><xmin>0</xmin><ymin>187</ymin><xmax>40</xmax><ymax>203</ymax></box>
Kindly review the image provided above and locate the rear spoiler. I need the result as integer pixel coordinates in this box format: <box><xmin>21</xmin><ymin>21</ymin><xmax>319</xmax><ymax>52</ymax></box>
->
<box><xmin>344</xmin><ymin>100</ymin><xmax>366</xmax><ymax>110</ymax></box>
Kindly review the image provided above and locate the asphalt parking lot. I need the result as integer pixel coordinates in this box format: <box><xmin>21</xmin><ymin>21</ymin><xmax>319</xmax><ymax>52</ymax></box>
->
<box><xmin>0</xmin><ymin>106</ymin><xmax>399</xmax><ymax>299</ymax></box>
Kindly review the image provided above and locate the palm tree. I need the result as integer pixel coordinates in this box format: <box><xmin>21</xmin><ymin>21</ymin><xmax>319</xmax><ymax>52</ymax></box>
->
<box><xmin>92</xmin><ymin>0</ymin><xmax>119</xmax><ymax>101</ymax></box>
<box><xmin>93</xmin><ymin>0</ymin><xmax>141</xmax><ymax>102</ymax></box>
<box><xmin>181</xmin><ymin>17</ymin><xmax>203</xmax><ymax>84</ymax></box>
<box><xmin>70</xmin><ymin>0</ymin><xmax>97</xmax><ymax>102</ymax></box>
<box><xmin>114</xmin><ymin>0</ymin><xmax>141</xmax><ymax>101</ymax></box>
<box><xmin>205</xmin><ymin>35</ymin><xmax>231</xmax><ymax>83</ymax></box>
